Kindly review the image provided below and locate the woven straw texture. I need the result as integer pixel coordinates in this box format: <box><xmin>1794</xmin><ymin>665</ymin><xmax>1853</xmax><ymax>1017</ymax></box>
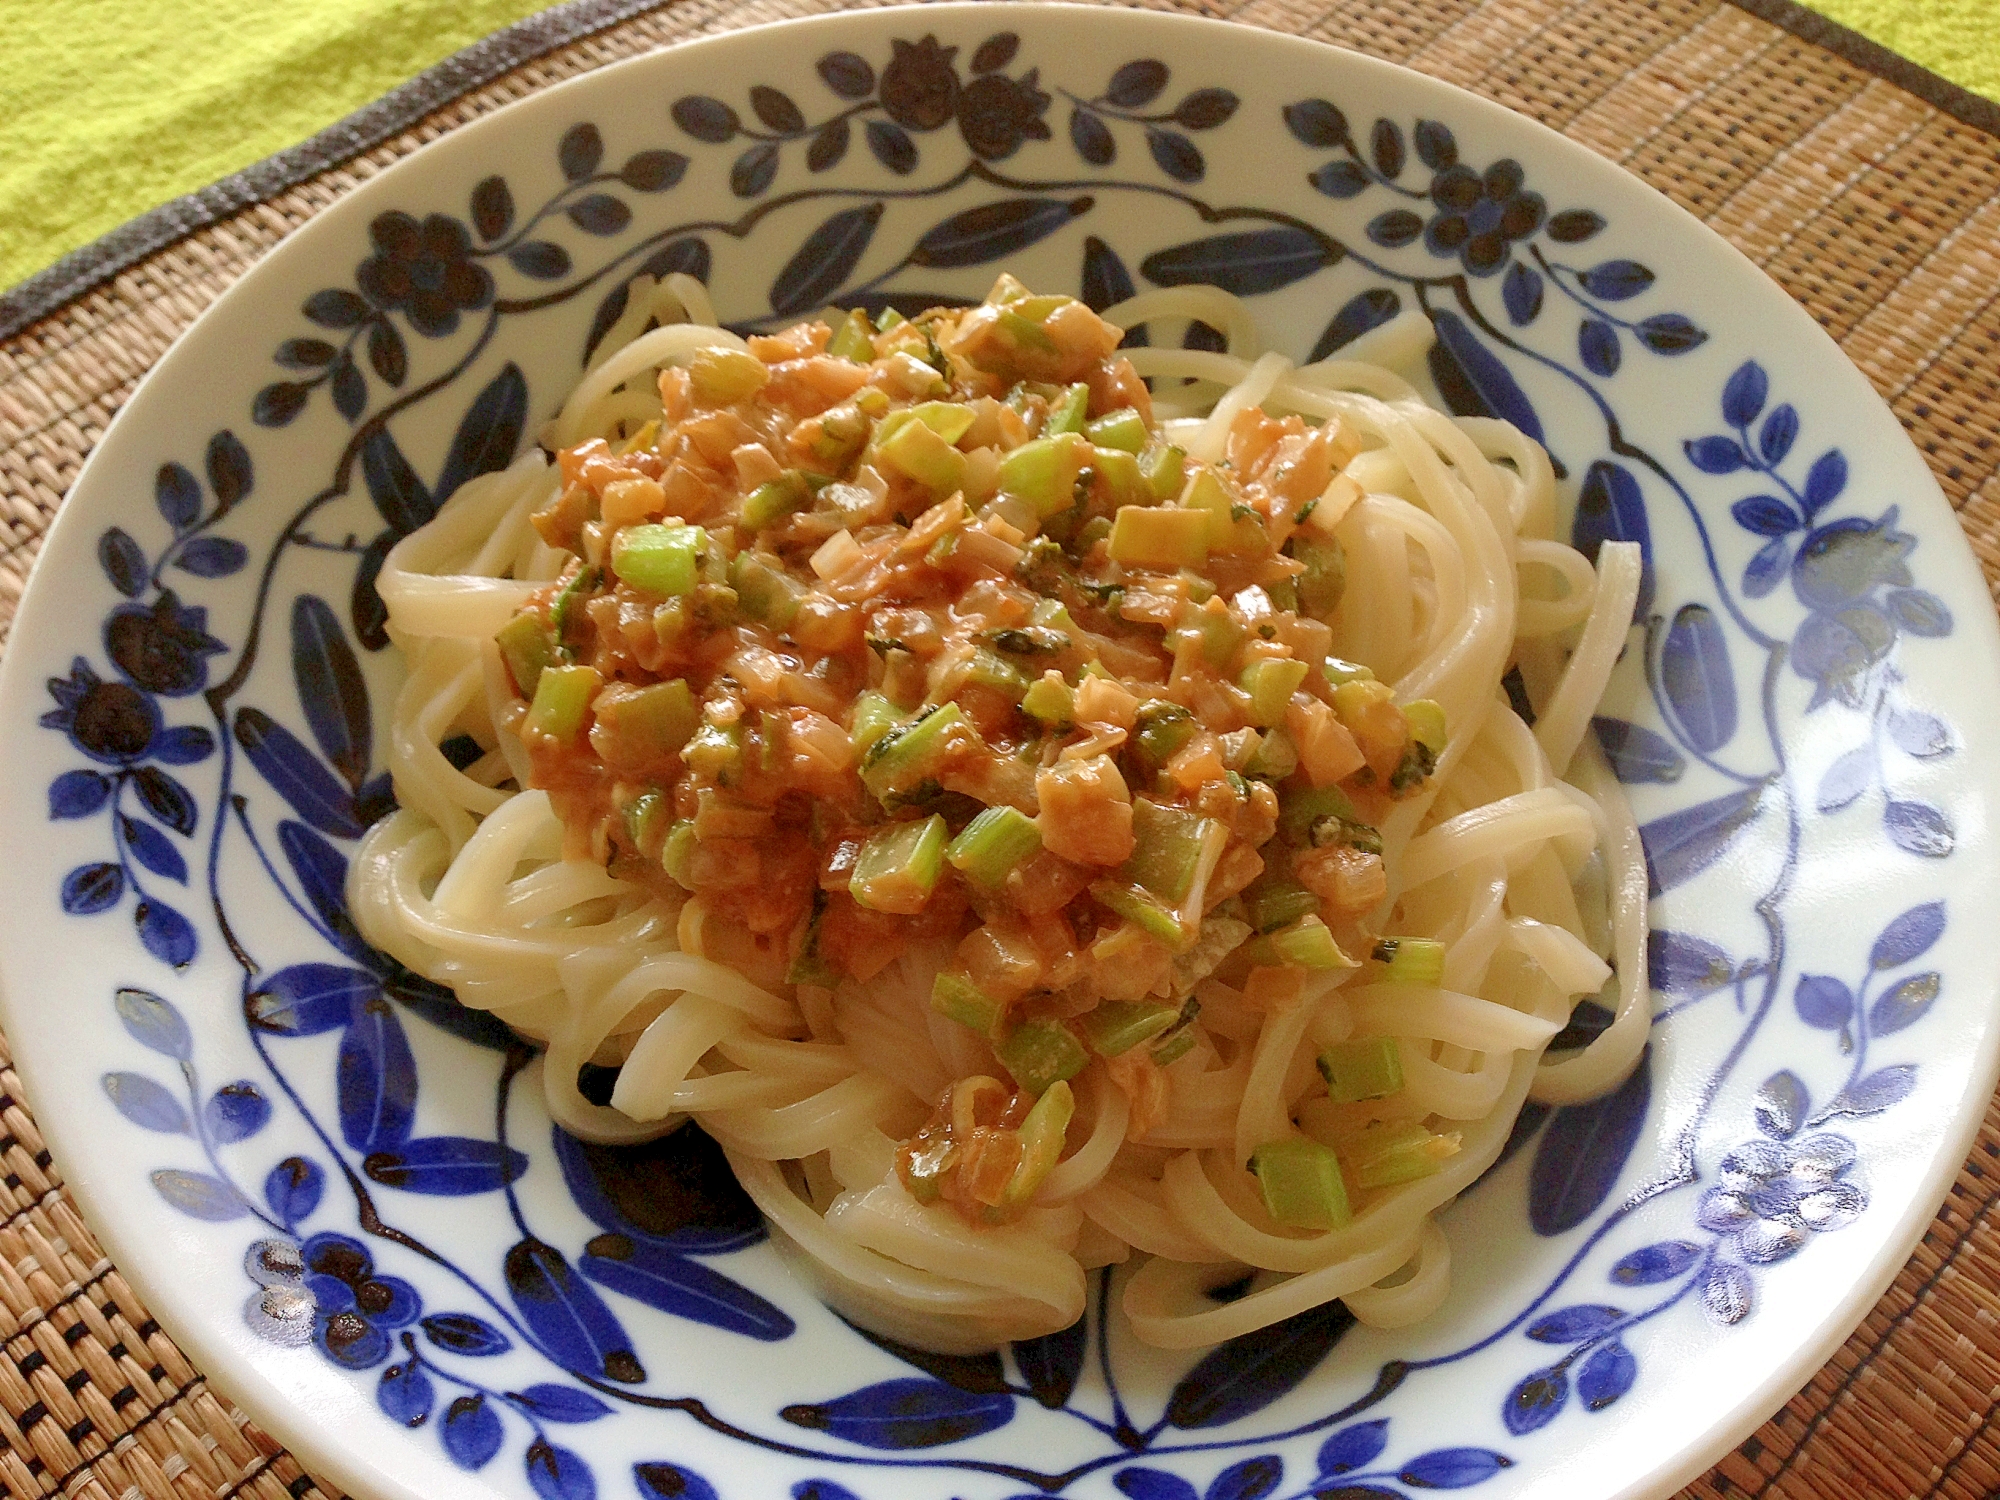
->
<box><xmin>2</xmin><ymin>0</ymin><xmax>1998</xmax><ymax>1496</ymax></box>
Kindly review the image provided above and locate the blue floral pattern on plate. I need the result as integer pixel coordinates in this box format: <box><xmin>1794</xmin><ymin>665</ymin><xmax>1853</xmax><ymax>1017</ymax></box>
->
<box><xmin>6</xmin><ymin>11</ymin><xmax>1991</xmax><ymax>1500</ymax></box>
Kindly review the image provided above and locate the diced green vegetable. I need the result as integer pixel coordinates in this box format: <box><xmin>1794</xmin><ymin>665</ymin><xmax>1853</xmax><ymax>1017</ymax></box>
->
<box><xmin>1020</xmin><ymin>672</ymin><xmax>1075</xmax><ymax>726</ymax></box>
<box><xmin>995</xmin><ymin>1018</ymin><xmax>1090</xmax><ymax>1096</ymax></box>
<box><xmin>1403</xmin><ymin>699</ymin><xmax>1447</xmax><ymax>755</ymax></box>
<box><xmin>741</xmin><ymin>470</ymin><xmax>816</xmax><ymax>531</ymax></box>
<box><xmin>1085</xmin><ymin>409</ymin><xmax>1149</xmax><ymax>454</ymax></box>
<box><xmin>1279</xmin><ymin>784</ymin><xmax>1360</xmax><ymax>843</ymax></box>
<box><xmin>1239</xmin><ymin>658</ymin><xmax>1310</xmax><ymax>728</ymax></box>
<box><xmin>860</xmin><ymin>702</ymin><xmax>968</xmax><ymax>802</ymax></box>
<box><xmin>900</xmin><ymin>1131</ymin><xmax>955</xmax><ymax>1203</ymax></box>
<box><xmin>550</xmin><ymin>566</ymin><xmax>598</xmax><ymax>651</ymax></box>
<box><xmin>1321</xmin><ymin>656</ymin><xmax>1375</xmax><ymax>687</ymax></box>
<box><xmin>878</xmin><ymin>418</ymin><xmax>967</xmax><ymax>495</ymax></box>
<box><xmin>1294</xmin><ymin>537</ymin><xmax>1346</xmax><ymax>617</ymax></box>
<box><xmin>805</xmin><ymin>405</ymin><xmax>872</xmax><ymax>470</ymax></box>
<box><xmin>1133</xmin><ymin>701</ymin><xmax>1196</xmax><ymax>767</ymax></box>
<box><xmin>849</xmin><ymin>691</ymin><xmax>901</xmax><ymax>759</ymax></box>
<box><xmin>931</xmin><ymin>971</ymin><xmax>1005</xmax><ymax>1034</ymax></box>
<box><xmin>1245</xmin><ymin>880</ymin><xmax>1319</xmax><ymax>934</ymax></box>
<box><xmin>1317</xmin><ymin>1037</ymin><xmax>1405</xmax><ymax>1103</ymax></box>
<box><xmin>984</xmin><ymin>625</ymin><xmax>1069</xmax><ymax>657</ymax></box>
<box><xmin>1003</xmin><ymin>1079</ymin><xmax>1076</xmax><ymax>1207</ymax></box>
<box><xmin>684</xmin><ymin>720</ymin><xmax>743</xmax><ymax>784</ymax></box>
<box><xmin>1389</xmin><ymin>738</ymin><xmax>1438</xmax><ymax>795</ymax></box>
<box><xmin>1122</xmin><ymin>800</ymin><xmax>1210</xmax><ymax>904</ymax></box>
<box><xmin>1345</xmin><ymin>1120</ymin><xmax>1460</xmax><ymax>1188</ymax></box>
<box><xmin>688</xmin><ymin>346</ymin><xmax>768</xmax><ymax>405</ymax></box>
<box><xmin>1091</xmin><ymin>446</ymin><xmax>1149</xmax><ymax>507</ymax></box>
<box><xmin>1244</xmin><ymin>727</ymin><xmax>1298</xmax><ymax>780</ymax></box>
<box><xmin>1108</xmin><ymin>506</ymin><xmax>1210</xmax><ymax>569</ymax></box>
<box><xmin>947</xmin><ymin>806</ymin><xmax>1043</xmax><ymax>890</ymax></box>
<box><xmin>998</xmin><ymin>435</ymin><xmax>1089</xmax><ymax>518</ymax></box>
<box><xmin>849</xmin><ymin>814</ymin><xmax>949</xmax><ymax>914</ymax></box>
<box><xmin>593</xmin><ymin>679</ymin><xmax>701</xmax><ymax>758</ymax></box>
<box><xmin>826</xmin><ymin>309</ymin><xmax>875</xmax><ymax>363</ymax></box>
<box><xmin>495</xmin><ymin>613</ymin><xmax>556</xmax><ymax>698</ymax></box>
<box><xmin>1151</xmin><ymin>1028</ymin><xmax>1197</xmax><ymax>1066</ymax></box>
<box><xmin>623</xmin><ymin>789</ymin><xmax>669</xmax><ymax>853</ymax></box>
<box><xmin>788</xmin><ymin>899</ymin><xmax>841</xmax><ymax>987</ymax></box>
<box><xmin>1373</xmin><ymin>937</ymin><xmax>1446</xmax><ymax>985</ymax></box>
<box><xmin>964</xmin><ymin>649</ymin><xmax>1030</xmax><ymax>702</ymax></box>
<box><xmin>524</xmin><ymin>664</ymin><xmax>600</xmax><ymax>741</ymax></box>
<box><xmin>875</xmin><ymin>306</ymin><xmax>906</xmax><ymax>331</ymax></box>
<box><xmin>903</xmin><ymin>401</ymin><xmax>977</xmax><ymax>444</ymax></box>
<box><xmin>1141</xmin><ymin>442</ymin><xmax>1186</xmax><ymax>502</ymax></box>
<box><xmin>1045</xmin><ymin>383</ymin><xmax>1089</xmax><ymax>435</ymax></box>
<box><xmin>1269</xmin><ymin>915</ymin><xmax>1351</xmax><ymax>970</ymax></box>
<box><xmin>731</xmin><ymin>550</ymin><xmax>803</xmax><ymax>627</ymax></box>
<box><xmin>1089</xmin><ymin>882</ymin><xmax>1187</xmax><ymax>947</ymax></box>
<box><xmin>660</xmin><ymin>819</ymin><xmax>698</xmax><ymax>886</ymax></box>
<box><xmin>1250</xmin><ymin>1138</ymin><xmax>1352</xmax><ymax>1230</ymax></box>
<box><xmin>1081</xmin><ymin>999</ymin><xmax>1180</xmax><ymax>1057</ymax></box>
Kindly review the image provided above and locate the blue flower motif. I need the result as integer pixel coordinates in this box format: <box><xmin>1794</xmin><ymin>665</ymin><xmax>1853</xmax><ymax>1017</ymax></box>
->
<box><xmin>41</xmin><ymin>658</ymin><xmax>162</xmax><ymax>763</ymax></box>
<box><xmin>1788</xmin><ymin>508</ymin><xmax>1945</xmax><ymax>709</ymax></box>
<box><xmin>1424</xmin><ymin>159</ymin><xmax>1546</xmax><ymax>275</ymax></box>
<box><xmin>104</xmin><ymin>589</ymin><xmax>227</xmax><ymax>696</ymax></box>
<box><xmin>1696</xmin><ymin>1134</ymin><xmax>1863</xmax><ymax>1264</ymax></box>
<box><xmin>302</xmin><ymin>1231</ymin><xmax>422</xmax><ymax>1369</ymax></box>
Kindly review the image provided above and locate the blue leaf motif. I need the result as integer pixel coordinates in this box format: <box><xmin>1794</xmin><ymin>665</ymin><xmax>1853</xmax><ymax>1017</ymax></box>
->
<box><xmin>510</xmin><ymin>242</ymin><xmax>572</xmax><ymax>279</ymax></box>
<box><xmin>1662</xmin><ymin>604</ymin><xmax>1737</xmax><ymax>753</ymax></box>
<box><xmin>1502</xmin><ymin>262</ymin><xmax>1543</xmax><ymax>326</ymax></box>
<box><xmin>1400</xmin><ymin>1447</ymin><xmax>1511</xmax><ymax>1488</ymax></box>
<box><xmin>911</xmin><ymin>197</ymin><xmax>1093</xmax><ymax>270</ymax></box>
<box><xmin>1578</xmin><ymin>319</ymin><xmax>1620</xmax><ymax>376</ymax></box>
<box><xmin>1309</xmin><ymin>289</ymin><xmax>1401</xmax><ymax>362</ymax></box>
<box><xmin>581</xmin><ymin>1237</ymin><xmax>794</xmax><ymax>1340</ymax></box>
<box><xmin>364</xmin><ymin>1136</ymin><xmax>529</xmax><ymax>1195</ymax></box>
<box><xmin>1721</xmin><ymin>361</ymin><xmax>1768</xmax><ymax>427</ymax></box>
<box><xmin>1208</xmin><ymin>1457</ymin><xmax>1281</xmax><ymax>1500</ymax></box>
<box><xmin>1576</xmin><ymin>1342</ymin><xmax>1637</xmax><ymax>1411</ymax></box>
<box><xmin>673</xmin><ymin>95</ymin><xmax>737</xmax><ymax>142</ymax></box>
<box><xmin>103</xmin><ymin>1072</ymin><xmax>190</xmax><ymax>1133</ymax></box>
<box><xmin>1165</xmin><ymin>1299</ymin><xmax>1353</xmax><ymax>1428</ymax></box>
<box><xmin>360</xmin><ymin>426</ymin><xmax>437</xmax><ymax>536</ymax></box>
<box><xmin>568</xmin><ymin>194</ymin><xmax>631</xmax><ymax>236</ymax></box>
<box><xmin>1755</xmin><ymin>1069</ymin><xmax>1810</xmax><ymax>1138</ymax></box>
<box><xmin>152</xmin><ymin>1168</ymin><xmax>247</xmax><ymax>1221</ymax></box>
<box><xmin>1013</xmin><ymin>1317</ymin><xmax>1087</xmax><ymax>1409</ymax></box>
<box><xmin>865</xmin><ymin>119</ymin><xmax>917</xmax><ymax>174</ymax></box>
<box><xmin>293</xmin><ymin>595</ymin><xmax>371</xmax><ymax>788</ymax></box>
<box><xmin>527</xmin><ymin>1441</ymin><xmax>596</xmax><ymax>1500</ymax></box>
<box><xmin>1610</xmin><ymin>1240</ymin><xmax>1702</xmax><ymax>1285</ymax></box>
<box><xmin>1570</xmin><ymin>461</ymin><xmax>1652</xmax><ymax>615</ymax></box>
<box><xmin>1802</xmin><ymin>449</ymin><xmax>1847</xmax><ymax>515</ymax></box>
<box><xmin>251</xmin><ymin>964</ymin><xmax>378</xmax><ymax>1036</ymax></box>
<box><xmin>156</xmin><ymin>462</ymin><xmax>201</xmax><ymax>531</ymax></box>
<box><xmin>1529</xmin><ymin>1047</ymin><xmax>1651</xmax><ymax>1235</ymax></box>
<box><xmin>1081</xmin><ymin>236</ymin><xmax>1139</xmax><ymax>321</ymax></box>
<box><xmin>1826</xmin><ymin>1064</ymin><xmax>1917</xmax><ymax>1118</ymax></box>
<box><xmin>153</xmin><ymin>725</ymin><xmax>216</xmax><ymax>763</ymax></box>
<box><xmin>640</xmin><ymin>1465</ymin><xmax>722</xmax><ymax>1500</ymax></box>
<box><xmin>1317</xmin><ymin>1420</ymin><xmax>1389</xmax><ymax>1474</ymax></box>
<box><xmin>175</xmin><ymin>537</ymin><xmax>248</xmax><ymax>578</ymax></box>
<box><xmin>133</xmin><ymin>766</ymin><xmax>197</xmax><ymax>835</ymax></box>
<box><xmin>1142</xmin><ymin>229</ymin><xmax>1338</xmax><ymax>297</ymax></box>
<box><xmin>1579</xmin><ymin>260</ymin><xmax>1654</xmax><ymax>300</ymax></box>
<box><xmin>378</xmin><ymin>1359</ymin><xmax>435</xmax><ymax>1427</ymax></box>
<box><xmin>1814</xmin><ymin>745</ymin><xmax>1871</xmax><ymax>813</ymax></box>
<box><xmin>1732</xmin><ymin>495</ymin><xmax>1799</xmax><ymax>537</ymax></box>
<box><xmin>62</xmin><ymin>862</ymin><xmax>123</xmax><ymax>914</ymax></box>
<box><xmin>552</xmin><ymin>1123</ymin><xmax>764</xmax><ymax>1253</ymax></box>
<box><xmin>1636</xmin><ymin>312</ymin><xmax>1707</xmax><ymax>354</ymax></box>
<box><xmin>50</xmin><ymin>776</ymin><xmax>111</xmax><ymax>824</ymax></box>
<box><xmin>1525</xmin><ymin>1304</ymin><xmax>1625</xmax><ymax>1342</ymax></box>
<box><xmin>235</xmin><ymin>708</ymin><xmax>361</xmax><ymax>838</ymax></box>
<box><xmin>769</xmin><ymin>204</ymin><xmax>884</xmax><ymax>318</ymax></box>
<box><xmin>1147</xmin><ymin>128</ymin><xmax>1203</xmax><ymax>182</ymax></box>
<box><xmin>1367</xmin><ymin>209</ymin><xmax>1424</xmax><ymax>248</ymax></box>
<box><xmin>1870</xmin><ymin>971</ymin><xmax>1939</xmax><ymax>1036</ymax></box>
<box><xmin>1885</xmin><ymin>800</ymin><xmax>1953</xmax><ymax>857</ymax></box>
<box><xmin>558</xmin><ymin>122</ymin><xmax>602</xmax><ymax>181</ymax></box>
<box><xmin>1427</xmin><ymin>311</ymin><xmax>1544</xmax><ymax>443</ymax></box>
<box><xmin>1648</xmin><ymin>930</ymin><xmax>1733</xmax><ymax>995</ymax></box>
<box><xmin>117</xmin><ymin>986</ymin><xmax>191</xmax><ymax>1059</ymax></box>
<box><xmin>1108</xmin><ymin>60</ymin><xmax>1169</xmax><ymax>108</ymax></box>
<box><xmin>205</xmin><ymin>1081</ymin><xmax>271</xmax><ymax>1142</ymax></box>
<box><xmin>123</xmin><ymin>817</ymin><xmax>187</xmax><ymax>882</ymax></box>
<box><xmin>1703</xmin><ymin>1261</ymin><xmax>1752</xmax><ymax>1324</ymax></box>
<box><xmin>422</xmin><ymin>1312</ymin><xmax>512</xmax><ymax>1356</ymax></box>
<box><xmin>506</xmin><ymin>1237</ymin><xmax>644</xmax><ymax>1383</ymax></box>
<box><xmin>1639</xmin><ymin>784</ymin><xmax>1763</xmax><ymax>895</ymax></box>
<box><xmin>1414</xmin><ymin>118</ymin><xmax>1458</xmax><ymax>169</ymax></box>
<box><xmin>1369</xmin><ymin>118</ymin><xmax>1405</xmax><ymax>177</ymax></box>
<box><xmin>1115</xmin><ymin>1469</ymin><xmax>1198</xmax><ymax>1500</ymax></box>
<box><xmin>1282</xmin><ymin>99</ymin><xmax>1350</xmax><ymax>148</ymax></box>
<box><xmin>1070</xmin><ymin>108</ymin><xmax>1114</xmax><ymax>164</ymax></box>
<box><xmin>136</xmin><ymin>900</ymin><xmax>197</xmax><ymax>967</ymax></box>
<box><xmin>1309</xmin><ymin>160</ymin><xmax>1369</xmax><ymax>199</ymax></box>
<box><xmin>782</xmin><ymin>1378</ymin><xmax>1013</xmax><ymax>1449</ymax></box>
<box><xmin>99</xmin><ymin>527</ymin><xmax>148</xmax><ymax>597</ymax></box>
<box><xmin>437</xmin><ymin>363</ymin><xmax>528</xmax><ymax>505</ymax></box>
<box><xmin>847</xmin><ymin>1322</ymin><xmax>1006</xmax><ymax>1393</ymax></box>
<box><xmin>1502</xmin><ymin>1367</ymin><xmax>1567</xmax><ymax>1435</ymax></box>
<box><xmin>1592</xmin><ymin>717</ymin><xmax>1683</xmax><ymax>784</ymax></box>
<box><xmin>442</xmin><ymin>1394</ymin><xmax>505</xmax><ymax>1470</ymax></box>
<box><xmin>338</xmin><ymin>999</ymin><xmax>418</xmax><ymax>1152</ymax></box>
<box><xmin>1759</xmin><ymin>403</ymin><xmax>1799</xmax><ymax>464</ymax></box>
<box><xmin>1744</xmin><ymin>536</ymin><xmax>1789</xmax><ymax>598</ymax></box>
<box><xmin>511</xmin><ymin>1385</ymin><xmax>613</xmax><ymax>1423</ymax></box>
<box><xmin>1871</xmin><ymin>901</ymin><xmax>1945</xmax><ymax>968</ymax></box>
<box><xmin>1684</xmin><ymin>435</ymin><xmax>1746</xmax><ymax>474</ymax></box>
<box><xmin>1792</xmin><ymin>974</ymin><xmax>1852</xmax><ymax>1030</ymax></box>
<box><xmin>264</xmin><ymin>1156</ymin><xmax>323</xmax><ymax>1226</ymax></box>
<box><xmin>1886</xmin><ymin>588</ymin><xmax>1951</xmax><ymax>637</ymax></box>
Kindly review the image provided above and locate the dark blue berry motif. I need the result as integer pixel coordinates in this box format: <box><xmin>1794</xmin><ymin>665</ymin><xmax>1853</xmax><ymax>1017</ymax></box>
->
<box><xmin>303</xmin><ymin>1232</ymin><xmax>423</xmax><ymax>1369</ymax></box>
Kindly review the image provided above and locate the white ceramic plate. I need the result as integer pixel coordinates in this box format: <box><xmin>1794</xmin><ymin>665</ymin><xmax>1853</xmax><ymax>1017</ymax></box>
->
<box><xmin>4</xmin><ymin>8</ymin><xmax>1997</xmax><ymax>1500</ymax></box>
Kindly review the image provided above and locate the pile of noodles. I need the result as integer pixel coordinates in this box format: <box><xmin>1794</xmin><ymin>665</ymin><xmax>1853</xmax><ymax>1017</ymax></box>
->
<box><xmin>348</xmin><ymin>274</ymin><xmax>1647</xmax><ymax>1353</ymax></box>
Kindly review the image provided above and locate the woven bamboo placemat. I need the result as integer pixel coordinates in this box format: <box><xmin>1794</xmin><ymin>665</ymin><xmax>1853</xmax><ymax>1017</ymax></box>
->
<box><xmin>2</xmin><ymin>0</ymin><xmax>1997</xmax><ymax>1496</ymax></box>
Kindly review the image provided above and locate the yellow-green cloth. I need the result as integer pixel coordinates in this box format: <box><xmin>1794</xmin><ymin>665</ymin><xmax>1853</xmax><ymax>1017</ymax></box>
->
<box><xmin>0</xmin><ymin>0</ymin><xmax>1995</xmax><ymax>292</ymax></box>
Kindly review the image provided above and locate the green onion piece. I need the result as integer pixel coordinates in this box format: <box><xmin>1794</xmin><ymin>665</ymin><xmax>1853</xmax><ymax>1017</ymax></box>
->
<box><xmin>1091</xmin><ymin>446</ymin><xmax>1149</xmax><ymax>507</ymax></box>
<box><xmin>1045</xmin><ymin>383</ymin><xmax>1090</xmax><ymax>435</ymax></box>
<box><xmin>550</xmin><ymin>565</ymin><xmax>598</xmax><ymax>651</ymax></box>
<box><xmin>1294</xmin><ymin>537</ymin><xmax>1346</xmax><ymax>618</ymax></box>
<box><xmin>1245</xmin><ymin>880</ymin><xmax>1319</xmax><ymax>934</ymax></box>
<box><xmin>964</xmin><ymin>649</ymin><xmax>1031</xmax><ymax>702</ymax></box>
<box><xmin>1020</xmin><ymin>672</ymin><xmax>1074</xmax><ymax>726</ymax></box>
<box><xmin>1265</xmin><ymin>577</ymin><xmax>1299</xmax><ymax>613</ymax></box>
<box><xmin>1187</xmin><ymin>609</ymin><xmax>1244</xmax><ymax>669</ymax></box>
<box><xmin>688</xmin><ymin>346</ymin><xmax>768</xmax><ymax>404</ymax></box>
<box><xmin>1108</xmin><ymin>506</ymin><xmax>1210</xmax><ymax>569</ymax></box>
<box><xmin>743</xmin><ymin>471</ymin><xmax>817</xmax><ymax>531</ymax></box>
<box><xmin>1089</xmin><ymin>882</ymin><xmax>1187</xmax><ymax>947</ymax></box>
<box><xmin>788</xmin><ymin>901</ymin><xmax>841</xmax><ymax>986</ymax></box>
<box><xmin>997</xmin><ymin>435</ymin><xmax>1088</xmax><ymax>518</ymax></box>
<box><xmin>904</xmin><ymin>401</ymin><xmax>978</xmax><ymax>444</ymax></box>
<box><xmin>1150</xmin><ymin>1028</ymin><xmax>1198</xmax><ymax>1066</ymax></box>
<box><xmin>1403</xmin><ymin>699</ymin><xmax>1448</xmax><ymax>755</ymax></box>
<box><xmin>1317</xmin><ymin>1037</ymin><xmax>1405</xmax><ymax>1103</ymax></box>
<box><xmin>1081</xmin><ymin>999</ymin><xmax>1180</xmax><ymax>1057</ymax></box>
<box><xmin>850</xmin><ymin>691</ymin><xmax>901</xmax><ymax>759</ymax></box>
<box><xmin>1122</xmin><ymin>800</ymin><xmax>1210</xmax><ymax>904</ymax></box>
<box><xmin>995</xmin><ymin>1018</ymin><xmax>1090</xmax><ymax>1096</ymax></box>
<box><xmin>1346</xmin><ymin>1120</ymin><xmax>1461</xmax><ymax>1188</ymax></box>
<box><xmin>684</xmin><ymin>721</ymin><xmax>742</xmax><ymax>784</ymax></box>
<box><xmin>1085</xmin><ymin>409</ymin><xmax>1149</xmax><ymax>454</ymax></box>
<box><xmin>826</xmin><ymin>309</ymin><xmax>875</xmax><ymax>363</ymax></box>
<box><xmin>877</xmin><ymin>419</ymin><xmax>967</xmax><ymax>496</ymax></box>
<box><xmin>875</xmin><ymin>306</ymin><xmax>906</xmax><ymax>331</ymax></box>
<box><xmin>1133</xmin><ymin>701</ymin><xmax>1196</xmax><ymax>767</ymax></box>
<box><xmin>731</xmin><ymin>550</ymin><xmax>803</xmax><ymax>627</ymax></box>
<box><xmin>623</xmin><ymin>789</ymin><xmax>669</xmax><ymax>853</ymax></box>
<box><xmin>660</xmin><ymin>819</ymin><xmax>698</xmax><ymax>887</ymax></box>
<box><xmin>1389</xmin><ymin>738</ymin><xmax>1438</xmax><ymax>794</ymax></box>
<box><xmin>1321</xmin><ymin>656</ymin><xmax>1375</xmax><ymax>687</ymax></box>
<box><xmin>1239</xmin><ymin>658</ymin><xmax>1310</xmax><ymax>728</ymax></box>
<box><xmin>1030</xmin><ymin>597</ymin><xmax>1075</xmax><ymax>632</ymax></box>
<box><xmin>1002</xmin><ymin>1079</ymin><xmax>1077</xmax><ymax>1206</ymax></box>
<box><xmin>495</xmin><ymin>613</ymin><xmax>556</xmax><ymax>698</ymax></box>
<box><xmin>947</xmin><ymin>806</ymin><xmax>1043</xmax><ymax>890</ymax></box>
<box><xmin>807</xmin><ymin>406</ymin><xmax>872</xmax><ymax>470</ymax></box>
<box><xmin>849</xmin><ymin>815</ymin><xmax>949</xmax><ymax>914</ymax></box>
<box><xmin>613</xmin><ymin>523</ymin><xmax>705</xmax><ymax>597</ymax></box>
<box><xmin>1270</xmin><ymin>915</ymin><xmax>1351</xmax><ymax>970</ymax></box>
<box><xmin>931</xmin><ymin>971</ymin><xmax>1005</xmax><ymax>1034</ymax></box>
<box><xmin>1373</xmin><ymin>937</ymin><xmax>1446</xmax><ymax>985</ymax></box>
<box><xmin>592</xmin><ymin>679</ymin><xmax>701</xmax><ymax>758</ymax></box>
<box><xmin>860</xmin><ymin>702</ymin><xmax>968</xmax><ymax>802</ymax></box>
<box><xmin>900</xmin><ymin>1132</ymin><xmax>955</xmax><ymax>1203</ymax></box>
<box><xmin>524</xmin><ymin>664</ymin><xmax>600</xmax><ymax>741</ymax></box>
<box><xmin>1250</xmin><ymin>1138</ymin><xmax>1352</xmax><ymax>1230</ymax></box>
<box><xmin>1244</xmin><ymin>727</ymin><xmax>1298</xmax><ymax>780</ymax></box>
<box><xmin>1279</xmin><ymin>784</ymin><xmax>1361</xmax><ymax>843</ymax></box>
<box><xmin>1141</xmin><ymin>443</ymin><xmax>1187</xmax><ymax>502</ymax></box>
